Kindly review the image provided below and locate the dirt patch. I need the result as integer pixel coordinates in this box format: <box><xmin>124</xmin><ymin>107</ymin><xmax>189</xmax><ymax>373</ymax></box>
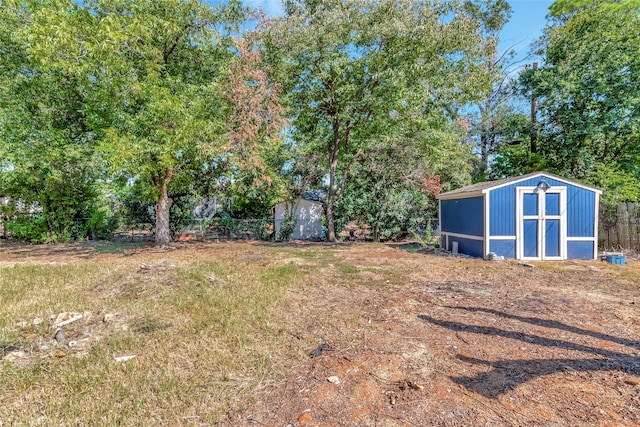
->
<box><xmin>1</xmin><ymin>241</ymin><xmax>639</xmax><ymax>426</ymax></box>
<box><xmin>232</xmin><ymin>245</ymin><xmax>640</xmax><ymax>426</ymax></box>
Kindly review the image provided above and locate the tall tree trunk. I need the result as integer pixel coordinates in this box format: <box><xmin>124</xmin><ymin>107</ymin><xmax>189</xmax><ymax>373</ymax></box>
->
<box><xmin>326</xmin><ymin>118</ymin><xmax>342</xmax><ymax>242</ymax></box>
<box><xmin>155</xmin><ymin>166</ymin><xmax>173</xmax><ymax>246</ymax></box>
<box><xmin>480</xmin><ymin>131</ymin><xmax>489</xmax><ymax>177</ymax></box>
<box><xmin>326</xmin><ymin>150</ymin><xmax>339</xmax><ymax>242</ymax></box>
<box><xmin>530</xmin><ymin>62</ymin><xmax>538</xmax><ymax>154</ymax></box>
<box><xmin>479</xmin><ymin>100</ymin><xmax>491</xmax><ymax>178</ymax></box>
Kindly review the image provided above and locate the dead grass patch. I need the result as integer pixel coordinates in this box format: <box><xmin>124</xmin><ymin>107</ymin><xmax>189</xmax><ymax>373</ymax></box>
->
<box><xmin>1</xmin><ymin>241</ymin><xmax>639</xmax><ymax>426</ymax></box>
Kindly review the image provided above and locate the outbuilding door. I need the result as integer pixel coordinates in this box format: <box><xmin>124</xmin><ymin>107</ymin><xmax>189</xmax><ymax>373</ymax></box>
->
<box><xmin>516</xmin><ymin>187</ymin><xmax>566</xmax><ymax>260</ymax></box>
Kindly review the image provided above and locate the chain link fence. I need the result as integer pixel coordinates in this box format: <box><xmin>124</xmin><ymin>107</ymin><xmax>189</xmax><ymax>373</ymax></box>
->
<box><xmin>2</xmin><ymin>215</ymin><xmax>439</xmax><ymax>244</ymax></box>
<box><xmin>177</xmin><ymin>218</ymin><xmax>275</xmax><ymax>241</ymax></box>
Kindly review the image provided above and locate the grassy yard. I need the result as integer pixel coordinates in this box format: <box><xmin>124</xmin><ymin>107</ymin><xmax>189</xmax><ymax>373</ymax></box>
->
<box><xmin>0</xmin><ymin>243</ymin><xmax>329</xmax><ymax>425</ymax></box>
<box><xmin>1</xmin><ymin>242</ymin><xmax>639</xmax><ymax>426</ymax></box>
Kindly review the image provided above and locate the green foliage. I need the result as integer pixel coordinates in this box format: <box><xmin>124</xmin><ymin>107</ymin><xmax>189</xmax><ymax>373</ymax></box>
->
<box><xmin>1</xmin><ymin>204</ymin><xmax>118</xmax><ymax>244</ymax></box>
<box><xmin>277</xmin><ymin>218</ymin><xmax>295</xmax><ymax>241</ymax></box>
<box><xmin>0</xmin><ymin>1</ymin><xmax>108</xmax><ymax>243</ymax></box>
<box><xmin>3</xmin><ymin>216</ymin><xmax>52</xmax><ymax>244</ymax></box>
<box><xmin>336</xmin><ymin>139</ymin><xmax>440</xmax><ymax>241</ymax></box>
<box><xmin>462</xmin><ymin>0</ymin><xmax>512</xmax><ymax>33</ymax></box>
<box><xmin>0</xmin><ymin>129</ymin><xmax>104</xmax><ymax>243</ymax></box>
<box><xmin>466</xmin><ymin>64</ymin><xmax>533</xmax><ymax>181</ymax></box>
<box><xmin>217</xmin><ymin>215</ymin><xmax>239</xmax><ymax>234</ymax></box>
<box><xmin>227</xmin><ymin>142</ymin><xmax>291</xmax><ymax>219</ymax></box>
<box><xmin>168</xmin><ymin>195</ymin><xmax>199</xmax><ymax>239</ymax></box>
<box><xmin>586</xmin><ymin>164</ymin><xmax>640</xmax><ymax>206</ymax></box>
<box><xmin>86</xmin><ymin>210</ymin><xmax>118</xmax><ymax>241</ymax></box>
<box><xmin>275</xmin><ymin>201</ymin><xmax>295</xmax><ymax>241</ymax></box>
<box><xmin>114</xmin><ymin>185</ymin><xmax>155</xmax><ymax>225</ymax></box>
<box><xmin>0</xmin><ymin>145</ymin><xmax>102</xmax><ymax>243</ymax></box>
<box><xmin>549</xmin><ymin>0</ymin><xmax>640</xmax><ymax>17</ymax></box>
<box><xmin>489</xmin><ymin>142</ymin><xmax>547</xmax><ymax>180</ymax></box>
<box><xmin>522</xmin><ymin>2</ymin><xmax>640</xmax><ymax>187</ymax></box>
<box><xmin>10</xmin><ymin>0</ymin><xmax>640</xmax><ymax>244</ymax></box>
<box><xmin>346</xmin><ymin>190</ymin><xmax>430</xmax><ymax>241</ymax></box>
<box><xmin>411</xmin><ymin>225</ymin><xmax>438</xmax><ymax>248</ymax></box>
<box><xmin>10</xmin><ymin>0</ymin><xmax>282</xmax><ymax>245</ymax></box>
<box><xmin>264</xmin><ymin>0</ymin><xmax>509</xmax><ymax>240</ymax></box>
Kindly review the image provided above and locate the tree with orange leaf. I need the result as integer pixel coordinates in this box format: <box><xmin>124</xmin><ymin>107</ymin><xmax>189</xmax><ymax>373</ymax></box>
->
<box><xmin>24</xmin><ymin>0</ymin><xmax>285</xmax><ymax>245</ymax></box>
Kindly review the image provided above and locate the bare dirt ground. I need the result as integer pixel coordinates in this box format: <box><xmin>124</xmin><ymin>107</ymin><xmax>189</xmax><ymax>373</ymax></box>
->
<box><xmin>237</xmin><ymin>244</ymin><xmax>640</xmax><ymax>427</ymax></box>
<box><xmin>1</xmin><ymin>241</ymin><xmax>639</xmax><ymax>426</ymax></box>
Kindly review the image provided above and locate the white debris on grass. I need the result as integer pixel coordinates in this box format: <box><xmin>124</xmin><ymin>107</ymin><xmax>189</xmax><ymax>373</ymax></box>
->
<box><xmin>52</xmin><ymin>312</ymin><xmax>84</xmax><ymax>329</ymax></box>
<box><xmin>327</xmin><ymin>376</ymin><xmax>340</xmax><ymax>384</ymax></box>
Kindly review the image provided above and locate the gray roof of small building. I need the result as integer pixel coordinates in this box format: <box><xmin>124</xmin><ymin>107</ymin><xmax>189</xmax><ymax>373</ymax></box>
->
<box><xmin>303</xmin><ymin>189</ymin><xmax>327</xmax><ymax>202</ymax></box>
<box><xmin>437</xmin><ymin>171</ymin><xmax>602</xmax><ymax>199</ymax></box>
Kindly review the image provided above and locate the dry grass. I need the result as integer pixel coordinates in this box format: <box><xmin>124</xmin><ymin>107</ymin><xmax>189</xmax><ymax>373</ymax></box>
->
<box><xmin>0</xmin><ymin>243</ymin><xmax>318</xmax><ymax>426</ymax></box>
<box><xmin>1</xmin><ymin>241</ymin><xmax>638</xmax><ymax>426</ymax></box>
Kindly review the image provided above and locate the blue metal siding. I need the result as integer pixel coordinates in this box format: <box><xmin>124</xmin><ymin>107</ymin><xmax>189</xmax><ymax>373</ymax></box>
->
<box><xmin>486</xmin><ymin>177</ymin><xmax>571</xmax><ymax>235</ymax></box>
<box><xmin>567</xmin><ymin>241</ymin><xmax>594</xmax><ymax>259</ymax></box>
<box><xmin>546</xmin><ymin>193</ymin><xmax>560</xmax><ymax>216</ymax></box>
<box><xmin>567</xmin><ymin>187</ymin><xmax>595</xmax><ymax>237</ymax></box>
<box><xmin>440</xmin><ymin>197</ymin><xmax>484</xmax><ymax>237</ymax></box>
<box><xmin>545</xmin><ymin>220</ymin><xmax>560</xmax><ymax>257</ymax></box>
<box><xmin>489</xmin><ymin>240</ymin><xmax>515</xmax><ymax>259</ymax></box>
<box><xmin>509</xmin><ymin>176</ymin><xmax>567</xmax><ymax>187</ymax></box>
<box><xmin>448</xmin><ymin>236</ymin><xmax>484</xmax><ymax>258</ymax></box>
<box><xmin>490</xmin><ymin>176</ymin><xmax>565</xmax><ymax>237</ymax></box>
<box><xmin>489</xmin><ymin>188</ymin><xmax>515</xmax><ymax>236</ymax></box>
<box><xmin>488</xmin><ymin>174</ymin><xmax>597</xmax><ymax>240</ymax></box>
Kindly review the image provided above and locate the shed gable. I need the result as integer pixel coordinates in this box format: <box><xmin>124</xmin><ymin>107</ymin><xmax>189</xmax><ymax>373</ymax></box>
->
<box><xmin>486</xmin><ymin>175</ymin><xmax>597</xmax><ymax>239</ymax></box>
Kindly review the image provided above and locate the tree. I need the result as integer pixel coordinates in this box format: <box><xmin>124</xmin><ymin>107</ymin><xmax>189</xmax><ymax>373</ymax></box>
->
<box><xmin>523</xmin><ymin>0</ymin><xmax>640</xmax><ymax>191</ymax></box>
<box><xmin>263</xmin><ymin>0</ymin><xmax>510</xmax><ymax>241</ymax></box>
<box><xmin>336</xmin><ymin>138</ymin><xmax>443</xmax><ymax>241</ymax></box>
<box><xmin>24</xmin><ymin>0</ymin><xmax>284</xmax><ymax>245</ymax></box>
<box><xmin>549</xmin><ymin>0</ymin><xmax>640</xmax><ymax>16</ymax></box>
<box><xmin>465</xmin><ymin>53</ymin><xmax>535</xmax><ymax>181</ymax></box>
<box><xmin>457</xmin><ymin>0</ymin><xmax>546</xmax><ymax>182</ymax></box>
<box><xmin>0</xmin><ymin>1</ymin><xmax>105</xmax><ymax>243</ymax></box>
<box><xmin>224</xmin><ymin>140</ymin><xmax>291</xmax><ymax>219</ymax></box>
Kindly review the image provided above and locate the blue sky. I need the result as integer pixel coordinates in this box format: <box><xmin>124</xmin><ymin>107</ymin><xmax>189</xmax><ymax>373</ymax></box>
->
<box><xmin>500</xmin><ymin>0</ymin><xmax>554</xmax><ymax>60</ymax></box>
<box><xmin>242</xmin><ymin>0</ymin><xmax>284</xmax><ymax>16</ymax></box>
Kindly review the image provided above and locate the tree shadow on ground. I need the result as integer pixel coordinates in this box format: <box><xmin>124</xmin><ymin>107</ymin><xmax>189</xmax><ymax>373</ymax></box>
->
<box><xmin>418</xmin><ymin>308</ymin><xmax>640</xmax><ymax>399</ymax></box>
<box><xmin>444</xmin><ymin>306</ymin><xmax>640</xmax><ymax>351</ymax></box>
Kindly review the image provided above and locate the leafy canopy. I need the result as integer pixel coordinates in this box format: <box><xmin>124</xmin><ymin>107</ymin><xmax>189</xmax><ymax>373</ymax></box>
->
<box><xmin>264</xmin><ymin>0</ymin><xmax>508</xmax><ymax>239</ymax></box>
<box><xmin>0</xmin><ymin>1</ymin><xmax>107</xmax><ymax>242</ymax></box>
<box><xmin>13</xmin><ymin>0</ymin><xmax>284</xmax><ymax>244</ymax></box>
<box><xmin>519</xmin><ymin>0</ymin><xmax>640</xmax><ymax>202</ymax></box>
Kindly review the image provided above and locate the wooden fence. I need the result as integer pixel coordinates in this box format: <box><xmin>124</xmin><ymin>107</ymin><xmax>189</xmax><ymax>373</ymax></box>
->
<box><xmin>599</xmin><ymin>202</ymin><xmax>640</xmax><ymax>250</ymax></box>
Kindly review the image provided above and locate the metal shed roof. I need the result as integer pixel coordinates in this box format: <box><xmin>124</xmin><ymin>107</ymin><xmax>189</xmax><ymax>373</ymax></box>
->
<box><xmin>437</xmin><ymin>171</ymin><xmax>602</xmax><ymax>200</ymax></box>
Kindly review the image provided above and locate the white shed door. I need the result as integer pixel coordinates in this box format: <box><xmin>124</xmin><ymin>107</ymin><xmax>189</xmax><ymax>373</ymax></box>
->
<box><xmin>516</xmin><ymin>187</ymin><xmax>566</xmax><ymax>260</ymax></box>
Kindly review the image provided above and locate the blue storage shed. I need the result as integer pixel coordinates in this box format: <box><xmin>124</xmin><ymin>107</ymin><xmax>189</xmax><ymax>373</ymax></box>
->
<box><xmin>437</xmin><ymin>172</ymin><xmax>602</xmax><ymax>260</ymax></box>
